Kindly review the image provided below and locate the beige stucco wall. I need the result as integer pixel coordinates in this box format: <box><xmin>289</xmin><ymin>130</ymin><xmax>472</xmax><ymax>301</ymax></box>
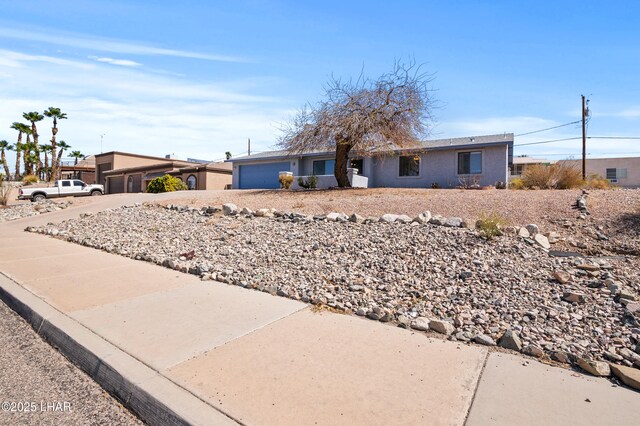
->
<box><xmin>204</xmin><ymin>171</ymin><xmax>232</xmax><ymax>189</ymax></box>
<box><xmin>560</xmin><ymin>158</ymin><xmax>640</xmax><ymax>187</ymax></box>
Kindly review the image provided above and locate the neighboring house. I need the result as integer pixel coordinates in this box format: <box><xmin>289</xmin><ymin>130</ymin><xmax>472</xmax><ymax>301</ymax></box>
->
<box><xmin>59</xmin><ymin>155</ymin><xmax>96</xmax><ymax>183</ymax></box>
<box><xmin>559</xmin><ymin>157</ymin><xmax>640</xmax><ymax>188</ymax></box>
<box><xmin>94</xmin><ymin>151</ymin><xmax>232</xmax><ymax>194</ymax></box>
<box><xmin>228</xmin><ymin>133</ymin><xmax>514</xmax><ymax>189</ymax></box>
<box><xmin>509</xmin><ymin>156</ymin><xmax>554</xmax><ymax>180</ymax></box>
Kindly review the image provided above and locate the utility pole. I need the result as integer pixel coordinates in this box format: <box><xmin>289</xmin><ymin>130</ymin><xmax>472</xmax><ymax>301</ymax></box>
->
<box><xmin>581</xmin><ymin>95</ymin><xmax>587</xmax><ymax>180</ymax></box>
<box><xmin>248</xmin><ymin>138</ymin><xmax>251</xmax><ymax>156</ymax></box>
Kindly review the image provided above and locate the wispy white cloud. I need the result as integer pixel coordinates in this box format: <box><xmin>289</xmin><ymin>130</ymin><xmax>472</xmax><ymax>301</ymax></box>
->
<box><xmin>89</xmin><ymin>56</ymin><xmax>142</xmax><ymax>67</ymax></box>
<box><xmin>595</xmin><ymin>108</ymin><xmax>640</xmax><ymax>119</ymax></box>
<box><xmin>0</xmin><ymin>27</ymin><xmax>246</xmax><ymax>63</ymax></box>
<box><xmin>0</xmin><ymin>49</ymin><xmax>95</xmax><ymax>69</ymax></box>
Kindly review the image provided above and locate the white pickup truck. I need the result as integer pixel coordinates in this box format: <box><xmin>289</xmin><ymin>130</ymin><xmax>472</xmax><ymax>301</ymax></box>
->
<box><xmin>18</xmin><ymin>179</ymin><xmax>104</xmax><ymax>202</ymax></box>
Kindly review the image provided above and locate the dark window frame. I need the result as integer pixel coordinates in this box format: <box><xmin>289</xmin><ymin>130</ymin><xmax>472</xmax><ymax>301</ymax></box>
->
<box><xmin>399</xmin><ymin>155</ymin><xmax>420</xmax><ymax>177</ymax></box>
<box><xmin>458</xmin><ymin>151</ymin><xmax>483</xmax><ymax>175</ymax></box>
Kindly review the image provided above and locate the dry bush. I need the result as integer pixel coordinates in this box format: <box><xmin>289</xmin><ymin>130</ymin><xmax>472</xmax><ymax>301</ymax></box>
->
<box><xmin>552</xmin><ymin>162</ymin><xmax>583</xmax><ymax>189</ymax></box>
<box><xmin>584</xmin><ymin>173</ymin><xmax>611</xmax><ymax>189</ymax></box>
<box><xmin>279</xmin><ymin>174</ymin><xmax>294</xmax><ymax>189</ymax></box>
<box><xmin>521</xmin><ymin>164</ymin><xmax>551</xmax><ymax>188</ymax></box>
<box><xmin>510</xmin><ymin>177</ymin><xmax>525</xmax><ymax>190</ymax></box>
<box><xmin>22</xmin><ymin>174</ymin><xmax>38</xmax><ymax>185</ymax></box>
<box><xmin>521</xmin><ymin>163</ymin><xmax>583</xmax><ymax>189</ymax></box>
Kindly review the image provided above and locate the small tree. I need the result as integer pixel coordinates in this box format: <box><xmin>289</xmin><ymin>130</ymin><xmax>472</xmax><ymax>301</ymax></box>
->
<box><xmin>279</xmin><ymin>61</ymin><xmax>434</xmax><ymax>187</ymax></box>
<box><xmin>225</xmin><ymin>151</ymin><xmax>232</xmax><ymax>160</ymax></box>
<box><xmin>146</xmin><ymin>174</ymin><xmax>187</xmax><ymax>193</ymax></box>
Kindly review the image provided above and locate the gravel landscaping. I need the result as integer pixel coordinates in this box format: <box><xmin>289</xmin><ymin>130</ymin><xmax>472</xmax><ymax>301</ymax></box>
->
<box><xmin>26</xmin><ymin>190</ymin><xmax>640</xmax><ymax>384</ymax></box>
<box><xmin>0</xmin><ymin>299</ymin><xmax>143</xmax><ymax>425</ymax></box>
<box><xmin>0</xmin><ymin>200</ymin><xmax>72</xmax><ymax>223</ymax></box>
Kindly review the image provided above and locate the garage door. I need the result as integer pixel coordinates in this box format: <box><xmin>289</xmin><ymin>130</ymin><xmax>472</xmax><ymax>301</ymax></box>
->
<box><xmin>108</xmin><ymin>176</ymin><xmax>125</xmax><ymax>194</ymax></box>
<box><xmin>239</xmin><ymin>162</ymin><xmax>290</xmax><ymax>189</ymax></box>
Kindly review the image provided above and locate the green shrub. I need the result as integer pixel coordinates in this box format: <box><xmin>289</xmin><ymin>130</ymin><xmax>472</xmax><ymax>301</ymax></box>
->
<box><xmin>146</xmin><ymin>174</ymin><xmax>187</xmax><ymax>193</ymax></box>
<box><xmin>431</xmin><ymin>182</ymin><xmax>440</xmax><ymax>189</ymax></box>
<box><xmin>22</xmin><ymin>174</ymin><xmax>38</xmax><ymax>185</ymax></box>
<box><xmin>279</xmin><ymin>174</ymin><xmax>294</xmax><ymax>189</ymax></box>
<box><xmin>475</xmin><ymin>212</ymin><xmax>507</xmax><ymax>240</ymax></box>
<box><xmin>297</xmin><ymin>175</ymin><xmax>318</xmax><ymax>189</ymax></box>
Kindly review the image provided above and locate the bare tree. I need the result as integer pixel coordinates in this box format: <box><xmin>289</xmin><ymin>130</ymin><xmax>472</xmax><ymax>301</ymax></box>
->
<box><xmin>279</xmin><ymin>61</ymin><xmax>434</xmax><ymax>187</ymax></box>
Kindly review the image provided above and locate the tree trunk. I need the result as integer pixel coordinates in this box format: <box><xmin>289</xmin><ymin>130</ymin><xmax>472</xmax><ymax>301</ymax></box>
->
<box><xmin>14</xmin><ymin>136</ymin><xmax>21</xmax><ymax>179</ymax></box>
<box><xmin>1</xmin><ymin>150</ymin><xmax>9</xmax><ymax>177</ymax></box>
<box><xmin>50</xmin><ymin>119</ymin><xmax>57</xmax><ymax>182</ymax></box>
<box><xmin>334</xmin><ymin>142</ymin><xmax>352</xmax><ymax>188</ymax></box>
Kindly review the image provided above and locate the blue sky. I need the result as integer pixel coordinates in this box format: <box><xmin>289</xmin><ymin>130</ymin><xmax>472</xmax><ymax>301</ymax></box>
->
<box><xmin>0</xmin><ymin>0</ymin><xmax>639</xmax><ymax>166</ymax></box>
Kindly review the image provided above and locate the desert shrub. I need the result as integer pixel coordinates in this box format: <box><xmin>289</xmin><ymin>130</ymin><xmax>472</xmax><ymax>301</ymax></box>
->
<box><xmin>0</xmin><ymin>174</ymin><xmax>9</xmax><ymax>206</ymax></box>
<box><xmin>146</xmin><ymin>174</ymin><xmax>187</xmax><ymax>193</ymax></box>
<box><xmin>475</xmin><ymin>212</ymin><xmax>507</xmax><ymax>240</ymax></box>
<box><xmin>431</xmin><ymin>182</ymin><xmax>440</xmax><ymax>189</ymax></box>
<box><xmin>495</xmin><ymin>181</ymin><xmax>506</xmax><ymax>189</ymax></box>
<box><xmin>22</xmin><ymin>174</ymin><xmax>38</xmax><ymax>185</ymax></box>
<box><xmin>521</xmin><ymin>163</ymin><xmax>583</xmax><ymax>189</ymax></box>
<box><xmin>510</xmin><ymin>178</ymin><xmax>525</xmax><ymax>190</ymax></box>
<box><xmin>297</xmin><ymin>175</ymin><xmax>317</xmax><ymax>189</ymax></box>
<box><xmin>584</xmin><ymin>173</ymin><xmax>611</xmax><ymax>189</ymax></box>
<box><xmin>553</xmin><ymin>162</ymin><xmax>583</xmax><ymax>189</ymax></box>
<box><xmin>279</xmin><ymin>174</ymin><xmax>294</xmax><ymax>189</ymax></box>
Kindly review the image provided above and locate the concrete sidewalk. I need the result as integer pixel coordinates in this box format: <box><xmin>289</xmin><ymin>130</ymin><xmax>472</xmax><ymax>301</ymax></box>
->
<box><xmin>1</xmin><ymin>195</ymin><xmax>638</xmax><ymax>425</ymax></box>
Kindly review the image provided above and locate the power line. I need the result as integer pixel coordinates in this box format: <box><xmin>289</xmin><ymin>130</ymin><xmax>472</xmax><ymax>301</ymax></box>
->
<box><xmin>588</xmin><ymin>136</ymin><xmax>640</xmax><ymax>140</ymax></box>
<box><xmin>514</xmin><ymin>120</ymin><xmax>581</xmax><ymax>137</ymax></box>
<box><xmin>514</xmin><ymin>137</ymin><xmax>581</xmax><ymax>147</ymax></box>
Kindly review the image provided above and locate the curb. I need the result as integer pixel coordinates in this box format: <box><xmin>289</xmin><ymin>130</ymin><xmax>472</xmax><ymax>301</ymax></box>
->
<box><xmin>0</xmin><ymin>273</ymin><xmax>239</xmax><ymax>426</ymax></box>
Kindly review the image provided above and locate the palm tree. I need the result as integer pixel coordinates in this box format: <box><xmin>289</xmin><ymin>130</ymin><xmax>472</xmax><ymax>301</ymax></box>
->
<box><xmin>43</xmin><ymin>107</ymin><xmax>67</xmax><ymax>181</ymax></box>
<box><xmin>22</xmin><ymin>142</ymin><xmax>36</xmax><ymax>176</ymax></box>
<box><xmin>39</xmin><ymin>144</ymin><xmax>53</xmax><ymax>180</ymax></box>
<box><xmin>10</xmin><ymin>122</ymin><xmax>30</xmax><ymax>179</ymax></box>
<box><xmin>23</xmin><ymin>111</ymin><xmax>44</xmax><ymax>177</ymax></box>
<box><xmin>55</xmin><ymin>141</ymin><xmax>70</xmax><ymax>178</ymax></box>
<box><xmin>70</xmin><ymin>150</ymin><xmax>85</xmax><ymax>165</ymax></box>
<box><xmin>0</xmin><ymin>140</ymin><xmax>11</xmax><ymax>177</ymax></box>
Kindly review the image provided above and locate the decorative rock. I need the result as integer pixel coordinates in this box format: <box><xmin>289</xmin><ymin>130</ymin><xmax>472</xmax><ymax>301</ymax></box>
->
<box><xmin>413</xmin><ymin>211</ymin><xmax>432</xmax><ymax>224</ymax></box>
<box><xmin>498</xmin><ymin>329</ymin><xmax>523</xmax><ymax>351</ymax></box>
<box><xmin>552</xmin><ymin>271</ymin><xmax>571</xmax><ymax>284</ymax></box>
<box><xmin>525</xmin><ymin>224</ymin><xmax>539</xmax><ymax>236</ymax></box>
<box><xmin>326</xmin><ymin>212</ymin><xmax>348</xmax><ymax>222</ymax></box>
<box><xmin>609</xmin><ymin>364</ymin><xmax>640</xmax><ymax>391</ymax></box>
<box><xmin>545</xmin><ymin>231</ymin><xmax>560</xmax><ymax>244</ymax></box>
<box><xmin>429</xmin><ymin>319</ymin><xmax>455</xmax><ymax>335</ymax></box>
<box><xmin>240</xmin><ymin>207</ymin><xmax>253</xmax><ymax>215</ymax></box>
<box><xmin>473</xmin><ymin>334</ymin><xmax>496</xmax><ymax>346</ymax></box>
<box><xmin>576</xmin><ymin>263</ymin><xmax>600</xmax><ymax>272</ymax></box>
<box><xmin>620</xmin><ymin>289</ymin><xmax>636</xmax><ymax>301</ymax></box>
<box><xmin>379</xmin><ymin>214</ymin><xmax>399</xmax><ymax>223</ymax></box>
<box><xmin>429</xmin><ymin>215</ymin><xmax>446</xmax><ymax>226</ymax></box>
<box><xmin>396</xmin><ymin>215</ymin><xmax>412</xmax><ymax>224</ymax></box>
<box><xmin>522</xmin><ymin>345</ymin><xmax>544</xmax><ymax>358</ymax></box>
<box><xmin>222</xmin><ymin>203</ymin><xmax>238</xmax><ymax>215</ymax></box>
<box><xmin>534</xmin><ymin>234</ymin><xmax>550</xmax><ymax>249</ymax></box>
<box><xmin>550</xmin><ymin>351</ymin><xmax>571</xmax><ymax>364</ymax></box>
<box><xmin>577</xmin><ymin>358</ymin><xmax>610</xmax><ymax>377</ymax></box>
<box><xmin>349</xmin><ymin>213</ymin><xmax>364</xmax><ymax>223</ymax></box>
<box><xmin>410</xmin><ymin>317</ymin><xmax>431</xmax><ymax>332</ymax></box>
<box><xmin>444</xmin><ymin>217</ymin><xmax>463</xmax><ymax>227</ymax></box>
<box><xmin>517</xmin><ymin>227</ymin><xmax>530</xmax><ymax>238</ymax></box>
<box><xmin>460</xmin><ymin>218</ymin><xmax>472</xmax><ymax>229</ymax></box>
<box><xmin>562</xmin><ymin>291</ymin><xmax>586</xmax><ymax>304</ymax></box>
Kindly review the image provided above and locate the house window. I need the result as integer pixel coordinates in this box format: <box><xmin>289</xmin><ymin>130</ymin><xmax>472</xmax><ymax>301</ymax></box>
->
<box><xmin>458</xmin><ymin>151</ymin><xmax>482</xmax><ymax>174</ymax></box>
<box><xmin>512</xmin><ymin>164</ymin><xmax>524</xmax><ymax>175</ymax></box>
<box><xmin>187</xmin><ymin>175</ymin><xmax>197</xmax><ymax>190</ymax></box>
<box><xmin>312</xmin><ymin>159</ymin><xmax>335</xmax><ymax>175</ymax></box>
<box><xmin>606</xmin><ymin>168</ymin><xmax>627</xmax><ymax>181</ymax></box>
<box><xmin>399</xmin><ymin>155</ymin><xmax>420</xmax><ymax>177</ymax></box>
<box><xmin>350</xmin><ymin>158</ymin><xmax>364</xmax><ymax>175</ymax></box>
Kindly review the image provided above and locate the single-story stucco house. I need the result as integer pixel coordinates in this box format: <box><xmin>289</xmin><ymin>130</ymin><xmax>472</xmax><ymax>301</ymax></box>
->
<box><xmin>228</xmin><ymin>133</ymin><xmax>514</xmax><ymax>189</ymax></box>
<box><xmin>558</xmin><ymin>157</ymin><xmax>640</xmax><ymax>188</ymax></box>
<box><xmin>509</xmin><ymin>156</ymin><xmax>554</xmax><ymax>180</ymax></box>
<box><xmin>94</xmin><ymin>151</ymin><xmax>232</xmax><ymax>194</ymax></box>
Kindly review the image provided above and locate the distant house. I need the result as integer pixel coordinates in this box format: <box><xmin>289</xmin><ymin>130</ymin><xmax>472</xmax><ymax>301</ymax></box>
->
<box><xmin>94</xmin><ymin>151</ymin><xmax>232</xmax><ymax>194</ymax></box>
<box><xmin>228</xmin><ymin>133</ymin><xmax>514</xmax><ymax>189</ymax></box>
<box><xmin>59</xmin><ymin>155</ymin><xmax>96</xmax><ymax>183</ymax></box>
<box><xmin>559</xmin><ymin>157</ymin><xmax>640</xmax><ymax>188</ymax></box>
<box><xmin>509</xmin><ymin>156</ymin><xmax>554</xmax><ymax>180</ymax></box>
